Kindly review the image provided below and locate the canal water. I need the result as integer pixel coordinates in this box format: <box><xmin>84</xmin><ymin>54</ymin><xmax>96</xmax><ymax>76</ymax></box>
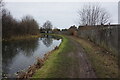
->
<box><xmin>2</xmin><ymin>35</ymin><xmax>62</xmax><ymax>78</ymax></box>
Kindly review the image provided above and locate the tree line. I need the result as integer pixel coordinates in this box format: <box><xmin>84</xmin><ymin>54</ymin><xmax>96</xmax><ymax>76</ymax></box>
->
<box><xmin>1</xmin><ymin>0</ymin><xmax>39</xmax><ymax>39</ymax></box>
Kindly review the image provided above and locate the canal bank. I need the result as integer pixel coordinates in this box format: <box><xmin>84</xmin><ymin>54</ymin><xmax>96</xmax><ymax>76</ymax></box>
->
<box><xmin>32</xmin><ymin>35</ymin><xmax>76</xmax><ymax>78</ymax></box>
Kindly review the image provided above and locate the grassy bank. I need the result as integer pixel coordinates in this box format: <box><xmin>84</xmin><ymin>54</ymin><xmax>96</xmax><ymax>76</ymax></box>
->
<box><xmin>32</xmin><ymin>35</ymin><xmax>74</xmax><ymax>78</ymax></box>
<box><xmin>72</xmin><ymin>36</ymin><xmax>118</xmax><ymax>78</ymax></box>
<box><xmin>2</xmin><ymin>34</ymin><xmax>41</xmax><ymax>41</ymax></box>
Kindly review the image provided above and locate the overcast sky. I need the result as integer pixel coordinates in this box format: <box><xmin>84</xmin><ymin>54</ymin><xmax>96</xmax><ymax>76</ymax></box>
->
<box><xmin>5</xmin><ymin>2</ymin><xmax>118</xmax><ymax>29</ymax></box>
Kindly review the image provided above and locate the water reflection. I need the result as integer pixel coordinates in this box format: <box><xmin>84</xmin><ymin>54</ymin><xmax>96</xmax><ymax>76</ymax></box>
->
<box><xmin>2</xmin><ymin>38</ymin><xmax>39</xmax><ymax>75</ymax></box>
<box><xmin>41</xmin><ymin>35</ymin><xmax>61</xmax><ymax>47</ymax></box>
<box><xmin>42</xmin><ymin>35</ymin><xmax>53</xmax><ymax>47</ymax></box>
<box><xmin>2</xmin><ymin>35</ymin><xmax>61</xmax><ymax>77</ymax></box>
<box><xmin>18</xmin><ymin>39</ymin><xmax>39</xmax><ymax>56</ymax></box>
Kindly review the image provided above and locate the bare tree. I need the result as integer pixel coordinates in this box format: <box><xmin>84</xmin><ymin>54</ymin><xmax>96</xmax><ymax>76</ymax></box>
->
<box><xmin>43</xmin><ymin>20</ymin><xmax>53</xmax><ymax>33</ymax></box>
<box><xmin>0</xmin><ymin>0</ymin><xmax>4</xmax><ymax>22</ymax></box>
<box><xmin>0</xmin><ymin>0</ymin><xmax>4</xmax><ymax>8</ymax></box>
<box><xmin>0</xmin><ymin>0</ymin><xmax>4</xmax><ymax>15</ymax></box>
<box><xmin>21</xmin><ymin>15</ymin><xmax>39</xmax><ymax>35</ymax></box>
<box><xmin>78</xmin><ymin>4</ymin><xmax>110</xmax><ymax>26</ymax></box>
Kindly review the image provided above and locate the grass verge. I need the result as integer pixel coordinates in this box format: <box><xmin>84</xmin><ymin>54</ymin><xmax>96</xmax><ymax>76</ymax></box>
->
<box><xmin>72</xmin><ymin>36</ymin><xmax>118</xmax><ymax>78</ymax></box>
<box><xmin>32</xmin><ymin>35</ymin><xmax>74</xmax><ymax>78</ymax></box>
